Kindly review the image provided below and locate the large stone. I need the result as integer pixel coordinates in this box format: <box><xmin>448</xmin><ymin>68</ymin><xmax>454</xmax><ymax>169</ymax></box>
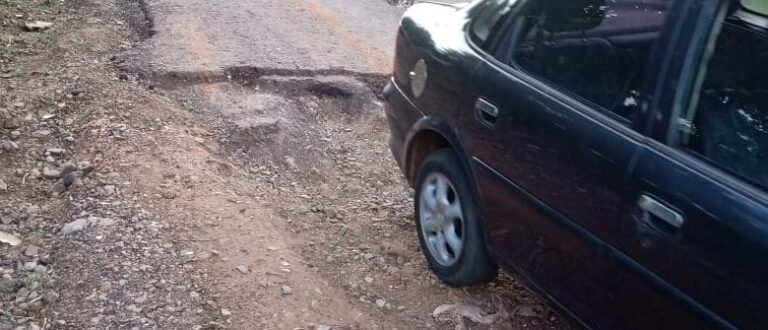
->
<box><xmin>24</xmin><ymin>245</ymin><xmax>39</xmax><ymax>257</ymax></box>
<box><xmin>42</xmin><ymin>167</ymin><xmax>62</xmax><ymax>179</ymax></box>
<box><xmin>281</xmin><ymin>285</ymin><xmax>292</xmax><ymax>295</ymax></box>
<box><xmin>59</xmin><ymin>162</ymin><xmax>79</xmax><ymax>177</ymax></box>
<box><xmin>0</xmin><ymin>278</ymin><xmax>19</xmax><ymax>294</ymax></box>
<box><xmin>61</xmin><ymin>217</ymin><xmax>116</xmax><ymax>234</ymax></box>
<box><xmin>91</xmin><ymin>217</ymin><xmax>116</xmax><ymax>227</ymax></box>
<box><xmin>0</xmin><ymin>231</ymin><xmax>20</xmax><ymax>246</ymax></box>
<box><xmin>61</xmin><ymin>218</ymin><xmax>89</xmax><ymax>234</ymax></box>
<box><xmin>46</xmin><ymin>148</ymin><xmax>66</xmax><ymax>156</ymax></box>
<box><xmin>0</xmin><ymin>140</ymin><xmax>18</xmax><ymax>151</ymax></box>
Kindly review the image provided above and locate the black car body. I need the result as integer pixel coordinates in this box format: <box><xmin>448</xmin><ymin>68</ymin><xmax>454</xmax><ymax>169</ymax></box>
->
<box><xmin>383</xmin><ymin>0</ymin><xmax>768</xmax><ymax>328</ymax></box>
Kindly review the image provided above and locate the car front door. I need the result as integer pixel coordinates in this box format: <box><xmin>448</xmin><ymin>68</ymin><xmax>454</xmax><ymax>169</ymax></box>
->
<box><xmin>458</xmin><ymin>0</ymin><xmax>693</xmax><ymax>327</ymax></box>
<box><xmin>623</xmin><ymin>1</ymin><xmax>768</xmax><ymax>328</ymax></box>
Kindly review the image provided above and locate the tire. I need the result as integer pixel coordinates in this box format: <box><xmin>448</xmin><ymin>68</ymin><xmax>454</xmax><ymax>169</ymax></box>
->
<box><xmin>414</xmin><ymin>148</ymin><xmax>497</xmax><ymax>286</ymax></box>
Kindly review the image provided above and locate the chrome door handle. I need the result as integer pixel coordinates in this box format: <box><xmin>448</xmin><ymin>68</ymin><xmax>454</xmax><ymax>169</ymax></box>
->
<box><xmin>638</xmin><ymin>195</ymin><xmax>684</xmax><ymax>229</ymax></box>
<box><xmin>475</xmin><ymin>98</ymin><xmax>498</xmax><ymax>127</ymax></box>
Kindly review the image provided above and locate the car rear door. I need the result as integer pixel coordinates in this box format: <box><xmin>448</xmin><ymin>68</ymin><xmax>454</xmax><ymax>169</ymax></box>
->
<box><xmin>623</xmin><ymin>1</ymin><xmax>768</xmax><ymax>328</ymax></box>
<box><xmin>459</xmin><ymin>0</ymin><xmax>696</xmax><ymax>327</ymax></box>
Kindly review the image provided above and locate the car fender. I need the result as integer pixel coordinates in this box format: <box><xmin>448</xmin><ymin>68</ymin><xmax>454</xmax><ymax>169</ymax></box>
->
<box><xmin>403</xmin><ymin>116</ymin><xmax>481</xmax><ymax>203</ymax></box>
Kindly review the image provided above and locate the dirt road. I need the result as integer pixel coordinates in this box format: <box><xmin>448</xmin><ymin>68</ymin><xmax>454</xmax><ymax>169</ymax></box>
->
<box><xmin>0</xmin><ymin>0</ymin><xmax>568</xmax><ymax>329</ymax></box>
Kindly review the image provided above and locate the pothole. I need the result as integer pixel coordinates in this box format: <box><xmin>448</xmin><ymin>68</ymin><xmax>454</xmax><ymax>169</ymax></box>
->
<box><xmin>307</xmin><ymin>83</ymin><xmax>354</xmax><ymax>99</ymax></box>
<box><xmin>150</xmin><ymin>68</ymin><xmax>388</xmax><ymax>178</ymax></box>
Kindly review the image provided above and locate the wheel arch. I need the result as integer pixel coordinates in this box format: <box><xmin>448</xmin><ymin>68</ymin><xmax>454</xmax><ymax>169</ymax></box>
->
<box><xmin>403</xmin><ymin>117</ymin><xmax>474</xmax><ymax>188</ymax></box>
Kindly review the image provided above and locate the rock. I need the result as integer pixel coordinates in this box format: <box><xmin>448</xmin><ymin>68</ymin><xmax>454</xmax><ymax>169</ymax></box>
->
<box><xmin>103</xmin><ymin>185</ymin><xmax>116</xmax><ymax>195</ymax></box>
<box><xmin>376</xmin><ymin>299</ymin><xmax>386</xmax><ymax>308</ymax></box>
<box><xmin>46</xmin><ymin>148</ymin><xmax>65</xmax><ymax>156</ymax></box>
<box><xmin>61</xmin><ymin>218</ymin><xmax>89</xmax><ymax>234</ymax></box>
<box><xmin>24</xmin><ymin>245</ymin><xmax>39</xmax><ymax>257</ymax></box>
<box><xmin>316</xmin><ymin>326</ymin><xmax>332</xmax><ymax>330</ymax></box>
<box><xmin>42</xmin><ymin>167</ymin><xmax>62</xmax><ymax>179</ymax></box>
<box><xmin>0</xmin><ymin>140</ymin><xmax>18</xmax><ymax>151</ymax></box>
<box><xmin>267</xmin><ymin>246</ymin><xmax>277</xmax><ymax>251</ymax></box>
<box><xmin>48</xmin><ymin>167</ymin><xmax>92</xmax><ymax>196</ymax></box>
<box><xmin>31</xmin><ymin>130</ymin><xmax>52</xmax><ymax>138</ymax></box>
<box><xmin>3</xmin><ymin>117</ymin><xmax>20</xmax><ymax>129</ymax></box>
<box><xmin>235</xmin><ymin>265</ymin><xmax>249</xmax><ymax>274</ymax></box>
<box><xmin>42</xmin><ymin>291</ymin><xmax>59</xmax><ymax>305</ymax></box>
<box><xmin>10</xmin><ymin>130</ymin><xmax>21</xmax><ymax>139</ymax></box>
<box><xmin>285</xmin><ymin>156</ymin><xmax>298</xmax><ymax>170</ymax></box>
<box><xmin>91</xmin><ymin>217</ymin><xmax>116</xmax><ymax>227</ymax></box>
<box><xmin>281</xmin><ymin>285</ymin><xmax>292</xmax><ymax>295</ymax></box>
<box><xmin>58</xmin><ymin>162</ymin><xmax>78</xmax><ymax>176</ymax></box>
<box><xmin>24</xmin><ymin>21</ymin><xmax>53</xmax><ymax>31</ymax></box>
<box><xmin>127</xmin><ymin>304</ymin><xmax>142</xmax><ymax>313</ymax></box>
<box><xmin>189</xmin><ymin>291</ymin><xmax>200</xmax><ymax>299</ymax></box>
<box><xmin>221</xmin><ymin>308</ymin><xmax>232</xmax><ymax>316</ymax></box>
<box><xmin>515</xmin><ymin>304</ymin><xmax>538</xmax><ymax>317</ymax></box>
<box><xmin>48</xmin><ymin>172</ymin><xmax>78</xmax><ymax>196</ymax></box>
<box><xmin>26</xmin><ymin>204</ymin><xmax>41</xmax><ymax>215</ymax></box>
<box><xmin>433</xmin><ymin>304</ymin><xmax>501</xmax><ymax>326</ymax></box>
<box><xmin>0</xmin><ymin>278</ymin><xmax>19</xmax><ymax>293</ymax></box>
<box><xmin>364</xmin><ymin>276</ymin><xmax>374</xmax><ymax>284</ymax></box>
<box><xmin>0</xmin><ymin>179</ymin><xmax>6</xmax><ymax>192</ymax></box>
<box><xmin>23</xmin><ymin>261</ymin><xmax>37</xmax><ymax>271</ymax></box>
<box><xmin>160</xmin><ymin>190</ymin><xmax>177</xmax><ymax>199</ymax></box>
<box><xmin>0</xmin><ymin>231</ymin><xmax>20</xmax><ymax>246</ymax></box>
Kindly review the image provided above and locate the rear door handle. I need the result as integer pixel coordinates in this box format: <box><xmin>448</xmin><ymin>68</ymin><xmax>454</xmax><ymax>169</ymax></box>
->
<box><xmin>475</xmin><ymin>98</ymin><xmax>498</xmax><ymax>127</ymax></box>
<box><xmin>638</xmin><ymin>195</ymin><xmax>685</xmax><ymax>229</ymax></box>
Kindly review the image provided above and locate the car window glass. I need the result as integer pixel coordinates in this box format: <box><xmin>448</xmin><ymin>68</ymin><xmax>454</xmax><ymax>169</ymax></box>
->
<box><xmin>508</xmin><ymin>0</ymin><xmax>673</xmax><ymax>120</ymax></box>
<box><xmin>677</xmin><ymin>9</ymin><xmax>768</xmax><ymax>190</ymax></box>
<box><xmin>742</xmin><ymin>0</ymin><xmax>768</xmax><ymax>16</ymax></box>
<box><xmin>469</xmin><ymin>0</ymin><xmax>516</xmax><ymax>49</ymax></box>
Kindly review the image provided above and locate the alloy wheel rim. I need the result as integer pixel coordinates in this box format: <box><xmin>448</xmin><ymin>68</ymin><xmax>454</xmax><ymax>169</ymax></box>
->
<box><xmin>419</xmin><ymin>172</ymin><xmax>465</xmax><ymax>267</ymax></box>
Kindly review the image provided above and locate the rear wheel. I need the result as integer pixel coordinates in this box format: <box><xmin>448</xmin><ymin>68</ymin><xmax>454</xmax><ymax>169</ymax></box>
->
<box><xmin>414</xmin><ymin>148</ymin><xmax>497</xmax><ymax>286</ymax></box>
